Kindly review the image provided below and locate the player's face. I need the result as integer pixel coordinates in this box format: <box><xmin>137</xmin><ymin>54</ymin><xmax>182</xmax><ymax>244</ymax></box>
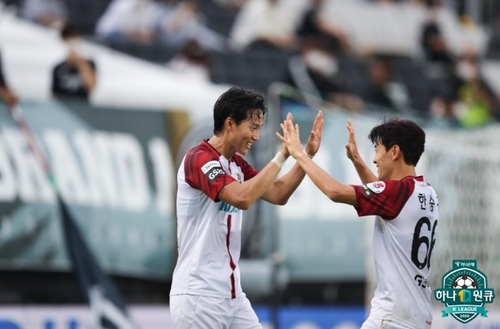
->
<box><xmin>231</xmin><ymin>112</ymin><xmax>264</xmax><ymax>155</ymax></box>
<box><xmin>373</xmin><ymin>142</ymin><xmax>392</xmax><ymax>180</ymax></box>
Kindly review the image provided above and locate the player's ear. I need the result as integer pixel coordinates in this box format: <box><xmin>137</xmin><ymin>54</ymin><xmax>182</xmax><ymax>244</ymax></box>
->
<box><xmin>225</xmin><ymin>117</ymin><xmax>233</xmax><ymax>132</ymax></box>
<box><xmin>392</xmin><ymin>145</ymin><xmax>402</xmax><ymax>160</ymax></box>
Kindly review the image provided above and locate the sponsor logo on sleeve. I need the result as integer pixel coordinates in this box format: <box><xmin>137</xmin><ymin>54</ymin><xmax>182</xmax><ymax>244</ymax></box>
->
<box><xmin>201</xmin><ymin>160</ymin><xmax>221</xmax><ymax>174</ymax></box>
<box><xmin>366</xmin><ymin>181</ymin><xmax>386</xmax><ymax>194</ymax></box>
<box><xmin>207</xmin><ymin>168</ymin><xmax>225</xmax><ymax>182</ymax></box>
<box><xmin>200</xmin><ymin>160</ymin><xmax>225</xmax><ymax>182</ymax></box>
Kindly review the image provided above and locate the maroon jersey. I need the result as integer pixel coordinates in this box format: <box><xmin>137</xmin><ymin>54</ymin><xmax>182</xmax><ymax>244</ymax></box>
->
<box><xmin>171</xmin><ymin>140</ymin><xmax>259</xmax><ymax>298</ymax></box>
<box><xmin>354</xmin><ymin>176</ymin><xmax>439</xmax><ymax>329</ymax></box>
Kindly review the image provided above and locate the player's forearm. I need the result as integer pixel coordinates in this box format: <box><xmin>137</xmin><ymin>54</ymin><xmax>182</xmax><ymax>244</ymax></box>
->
<box><xmin>238</xmin><ymin>160</ymin><xmax>283</xmax><ymax>208</ymax></box>
<box><xmin>263</xmin><ymin>162</ymin><xmax>306</xmax><ymax>205</ymax></box>
<box><xmin>350</xmin><ymin>154</ymin><xmax>377</xmax><ymax>184</ymax></box>
<box><xmin>295</xmin><ymin>152</ymin><xmax>344</xmax><ymax>202</ymax></box>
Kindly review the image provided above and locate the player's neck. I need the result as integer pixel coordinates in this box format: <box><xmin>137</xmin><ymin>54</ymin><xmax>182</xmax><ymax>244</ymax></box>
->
<box><xmin>390</xmin><ymin>164</ymin><xmax>417</xmax><ymax>181</ymax></box>
<box><xmin>207</xmin><ymin>135</ymin><xmax>234</xmax><ymax>160</ymax></box>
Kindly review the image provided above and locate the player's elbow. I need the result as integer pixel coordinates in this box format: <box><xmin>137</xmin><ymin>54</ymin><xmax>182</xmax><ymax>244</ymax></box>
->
<box><xmin>275</xmin><ymin>198</ymin><xmax>288</xmax><ymax>206</ymax></box>
<box><xmin>325</xmin><ymin>187</ymin><xmax>341</xmax><ymax>202</ymax></box>
<box><xmin>274</xmin><ymin>193</ymin><xmax>291</xmax><ymax>205</ymax></box>
<box><xmin>232</xmin><ymin>196</ymin><xmax>253</xmax><ymax>210</ymax></box>
<box><xmin>238</xmin><ymin>201</ymin><xmax>252</xmax><ymax>210</ymax></box>
<box><xmin>326</xmin><ymin>185</ymin><xmax>356</xmax><ymax>205</ymax></box>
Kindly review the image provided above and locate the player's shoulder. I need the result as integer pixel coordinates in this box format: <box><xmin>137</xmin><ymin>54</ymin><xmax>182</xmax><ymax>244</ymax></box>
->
<box><xmin>183</xmin><ymin>141</ymin><xmax>221</xmax><ymax>169</ymax></box>
<box><xmin>364</xmin><ymin>176</ymin><xmax>419</xmax><ymax>194</ymax></box>
<box><xmin>404</xmin><ymin>176</ymin><xmax>433</xmax><ymax>189</ymax></box>
<box><xmin>186</xmin><ymin>141</ymin><xmax>216</xmax><ymax>158</ymax></box>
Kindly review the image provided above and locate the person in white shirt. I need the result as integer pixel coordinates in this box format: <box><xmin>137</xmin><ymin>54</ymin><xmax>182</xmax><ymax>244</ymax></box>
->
<box><xmin>278</xmin><ymin>116</ymin><xmax>438</xmax><ymax>329</ymax></box>
<box><xmin>229</xmin><ymin>0</ymin><xmax>304</xmax><ymax>51</ymax></box>
<box><xmin>170</xmin><ymin>86</ymin><xmax>323</xmax><ymax>328</ymax></box>
<box><xmin>20</xmin><ymin>0</ymin><xmax>68</xmax><ymax>30</ymax></box>
<box><xmin>95</xmin><ymin>0</ymin><xmax>163</xmax><ymax>44</ymax></box>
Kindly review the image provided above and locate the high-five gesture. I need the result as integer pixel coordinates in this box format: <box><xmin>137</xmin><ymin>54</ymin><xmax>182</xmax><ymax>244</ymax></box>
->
<box><xmin>276</xmin><ymin>114</ymin><xmax>304</xmax><ymax>159</ymax></box>
<box><xmin>277</xmin><ymin>111</ymin><xmax>324</xmax><ymax>159</ymax></box>
<box><xmin>304</xmin><ymin>111</ymin><xmax>324</xmax><ymax>157</ymax></box>
<box><xmin>279</xmin><ymin>112</ymin><xmax>294</xmax><ymax>158</ymax></box>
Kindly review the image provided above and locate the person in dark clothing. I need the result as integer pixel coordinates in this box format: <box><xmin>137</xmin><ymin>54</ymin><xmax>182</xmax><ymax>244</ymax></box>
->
<box><xmin>296</xmin><ymin>0</ymin><xmax>351</xmax><ymax>54</ymax></box>
<box><xmin>52</xmin><ymin>25</ymin><xmax>97</xmax><ymax>99</ymax></box>
<box><xmin>421</xmin><ymin>20</ymin><xmax>453</xmax><ymax>63</ymax></box>
<box><xmin>362</xmin><ymin>56</ymin><xmax>410</xmax><ymax>112</ymax></box>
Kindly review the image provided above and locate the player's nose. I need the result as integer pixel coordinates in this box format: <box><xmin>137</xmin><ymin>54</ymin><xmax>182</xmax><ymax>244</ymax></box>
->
<box><xmin>252</xmin><ymin>130</ymin><xmax>259</xmax><ymax>141</ymax></box>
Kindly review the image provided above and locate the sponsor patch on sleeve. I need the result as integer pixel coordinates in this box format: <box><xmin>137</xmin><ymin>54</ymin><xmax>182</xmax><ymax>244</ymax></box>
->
<box><xmin>201</xmin><ymin>160</ymin><xmax>221</xmax><ymax>174</ymax></box>
<box><xmin>201</xmin><ymin>161</ymin><xmax>225</xmax><ymax>182</ymax></box>
<box><xmin>366</xmin><ymin>181</ymin><xmax>386</xmax><ymax>194</ymax></box>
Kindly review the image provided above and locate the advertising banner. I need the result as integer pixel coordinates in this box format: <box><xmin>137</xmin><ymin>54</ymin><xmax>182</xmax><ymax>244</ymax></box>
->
<box><xmin>2</xmin><ymin>305</ymin><xmax>499</xmax><ymax>329</ymax></box>
<box><xmin>0</xmin><ymin>305</ymin><xmax>367</xmax><ymax>329</ymax></box>
<box><xmin>0</xmin><ymin>99</ymin><xmax>176</xmax><ymax>280</ymax></box>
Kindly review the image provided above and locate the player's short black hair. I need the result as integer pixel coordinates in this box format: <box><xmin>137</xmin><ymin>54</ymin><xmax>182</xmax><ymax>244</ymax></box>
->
<box><xmin>213</xmin><ymin>86</ymin><xmax>267</xmax><ymax>135</ymax></box>
<box><xmin>369</xmin><ymin>117</ymin><xmax>425</xmax><ymax>166</ymax></box>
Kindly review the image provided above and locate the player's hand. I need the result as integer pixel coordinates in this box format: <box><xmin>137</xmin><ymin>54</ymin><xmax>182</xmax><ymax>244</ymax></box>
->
<box><xmin>279</xmin><ymin>113</ymin><xmax>293</xmax><ymax>158</ymax></box>
<box><xmin>276</xmin><ymin>113</ymin><xmax>303</xmax><ymax>159</ymax></box>
<box><xmin>345</xmin><ymin>119</ymin><xmax>360</xmax><ymax>161</ymax></box>
<box><xmin>304</xmin><ymin>111</ymin><xmax>324</xmax><ymax>157</ymax></box>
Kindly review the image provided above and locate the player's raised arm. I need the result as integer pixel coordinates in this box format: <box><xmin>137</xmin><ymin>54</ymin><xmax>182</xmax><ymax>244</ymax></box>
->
<box><xmin>277</xmin><ymin>115</ymin><xmax>357</xmax><ymax>206</ymax></box>
<box><xmin>345</xmin><ymin>120</ymin><xmax>377</xmax><ymax>184</ymax></box>
<box><xmin>217</xmin><ymin>151</ymin><xmax>288</xmax><ymax>210</ymax></box>
<box><xmin>260</xmin><ymin>111</ymin><xmax>324</xmax><ymax>205</ymax></box>
<box><xmin>216</xmin><ymin>115</ymin><xmax>293</xmax><ymax>210</ymax></box>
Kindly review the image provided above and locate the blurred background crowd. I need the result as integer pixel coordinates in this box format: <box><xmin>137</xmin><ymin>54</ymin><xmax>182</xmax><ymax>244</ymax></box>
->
<box><xmin>2</xmin><ymin>0</ymin><xmax>500</xmax><ymax>128</ymax></box>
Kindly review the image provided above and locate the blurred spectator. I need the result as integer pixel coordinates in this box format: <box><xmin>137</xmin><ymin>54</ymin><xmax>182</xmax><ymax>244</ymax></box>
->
<box><xmin>449</xmin><ymin>51</ymin><xmax>498</xmax><ymax>128</ymax></box>
<box><xmin>421</xmin><ymin>24</ymin><xmax>451</xmax><ymax>62</ymax></box>
<box><xmin>361</xmin><ymin>56</ymin><xmax>410</xmax><ymax>112</ymax></box>
<box><xmin>285</xmin><ymin>37</ymin><xmax>362</xmax><ymax>111</ymax></box>
<box><xmin>0</xmin><ymin>51</ymin><xmax>18</xmax><ymax>107</ymax></box>
<box><xmin>212</xmin><ymin>0</ymin><xmax>248</xmax><ymax>11</ymax></box>
<box><xmin>166</xmin><ymin>39</ymin><xmax>210</xmax><ymax>81</ymax></box>
<box><xmin>20</xmin><ymin>0</ymin><xmax>68</xmax><ymax>30</ymax></box>
<box><xmin>95</xmin><ymin>0</ymin><xmax>163</xmax><ymax>45</ymax></box>
<box><xmin>296</xmin><ymin>0</ymin><xmax>352</xmax><ymax>55</ymax></box>
<box><xmin>157</xmin><ymin>0</ymin><xmax>227</xmax><ymax>52</ymax></box>
<box><xmin>485</xmin><ymin>9</ymin><xmax>500</xmax><ymax>59</ymax></box>
<box><xmin>420</xmin><ymin>0</ymin><xmax>453</xmax><ymax>64</ymax></box>
<box><xmin>52</xmin><ymin>26</ymin><xmax>97</xmax><ymax>100</ymax></box>
<box><xmin>229</xmin><ymin>0</ymin><xmax>302</xmax><ymax>51</ymax></box>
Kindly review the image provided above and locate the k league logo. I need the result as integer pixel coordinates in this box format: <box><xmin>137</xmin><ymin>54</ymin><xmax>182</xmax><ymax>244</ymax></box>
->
<box><xmin>434</xmin><ymin>260</ymin><xmax>495</xmax><ymax>324</ymax></box>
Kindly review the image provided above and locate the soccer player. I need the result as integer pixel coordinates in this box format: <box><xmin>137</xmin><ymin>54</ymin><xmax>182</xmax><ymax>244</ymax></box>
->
<box><xmin>170</xmin><ymin>86</ymin><xmax>324</xmax><ymax>329</ymax></box>
<box><xmin>278</xmin><ymin>116</ymin><xmax>438</xmax><ymax>329</ymax></box>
